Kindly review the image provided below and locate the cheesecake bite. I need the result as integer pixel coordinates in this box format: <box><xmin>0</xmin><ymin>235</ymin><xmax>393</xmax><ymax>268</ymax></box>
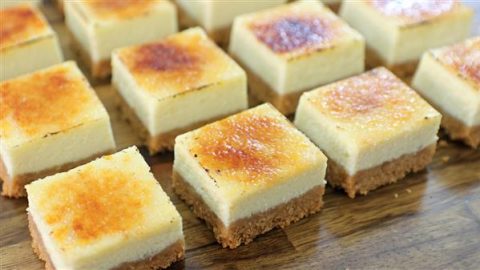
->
<box><xmin>112</xmin><ymin>27</ymin><xmax>247</xmax><ymax>154</ymax></box>
<box><xmin>340</xmin><ymin>0</ymin><xmax>473</xmax><ymax>80</ymax></box>
<box><xmin>229</xmin><ymin>0</ymin><xmax>365</xmax><ymax>115</ymax></box>
<box><xmin>0</xmin><ymin>61</ymin><xmax>115</xmax><ymax>198</ymax></box>
<box><xmin>176</xmin><ymin>0</ymin><xmax>286</xmax><ymax>46</ymax></box>
<box><xmin>413</xmin><ymin>37</ymin><xmax>480</xmax><ymax>148</ymax></box>
<box><xmin>26</xmin><ymin>146</ymin><xmax>184</xmax><ymax>270</ymax></box>
<box><xmin>65</xmin><ymin>0</ymin><xmax>177</xmax><ymax>79</ymax></box>
<box><xmin>173</xmin><ymin>103</ymin><xmax>327</xmax><ymax>248</ymax></box>
<box><xmin>294</xmin><ymin>67</ymin><xmax>441</xmax><ymax>198</ymax></box>
<box><xmin>0</xmin><ymin>3</ymin><xmax>63</xmax><ymax>81</ymax></box>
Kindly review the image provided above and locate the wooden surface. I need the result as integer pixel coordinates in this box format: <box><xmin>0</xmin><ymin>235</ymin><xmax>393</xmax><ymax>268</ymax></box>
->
<box><xmin>1</xmin><ymin>2</ymin><xmax>480</xmax><ymax>269</ymax></box>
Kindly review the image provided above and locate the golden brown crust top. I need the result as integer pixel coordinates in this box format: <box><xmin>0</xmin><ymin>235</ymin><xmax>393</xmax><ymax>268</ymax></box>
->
<box><xmin>437</xmin><ymin>37</ymin><xmax>480</xmax><ymax>87</ymax></box>
<box><xmin>368</xmin><ymin>0</ymin><xmax>458</xmax><ymax>24</ymax></box>
<box><xmin>309</xmin><ymin>68</ymin><xmax>422</xmax><ymax>127</ymax></box>
<box><xmin>0</xmin><ymin>5</ymin><xmax>49</xmax><ymax>49</ymax></box>
<box><xmin>83</xmin><ymin>0</ymin><xmax>156</xmax><ymax>20</ymax></box>
<box><xmin>118</xmin><ymin>29</ymin><xmax>235</xmax><ymax>98</ymax></box>
<box><xmin>190</xmin><ymin>106</ymin><xmax>320</xmax><ymax>184</ymax></box>
<box><xmin>36</xmin><ymin>165</ymin><xmax>153</xmax><ymax>247</ymax></box>
<box><xmin>0</xmin><ymin>64</ymin><xmax>96</xmax><ymax>140</ymax></box>
<box><xmin>249</xmin><ymin>15</ymin><xmax>339</xmax><ymax>54</ymax></box>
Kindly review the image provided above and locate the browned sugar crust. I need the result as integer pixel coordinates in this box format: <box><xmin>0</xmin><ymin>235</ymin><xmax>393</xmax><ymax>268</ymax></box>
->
<box><xmin>172</xmin><ymin>170</ymin><xmax>325</xmax><ymax>249</ymax></box>
<box><xmin>0</xmin><ymin>150</ymin><xmax>113</xmax><ymax>198</ymax></box>
<box><xmin>28</xmin><ymin>214</ymin><xmax>185</xmax><ymax>270</ymax></box>
<box><xmin>440</xmin><ymin>109</ymin><xmax>480</xmax><ymax>149</ymax></box>
<box><xmin>177</xmin><ymin>4</ymin><xmax>230</xmax><ymax>48</ymax></box>
<box><xmin>366</xmin><ymin>47</ymin><xmax>418</xmax><ymax>82</ymax></box>
<box><xmin>69</xmin><ymin>29</ymin><xmax>111</xmax><ymax>80</ymax></box>
<box><xmin>112</xmin><ymin>87</ymin><xmax>236</xmax><ymax>155</ymax></box>
<box><xmin>231</xmin><ymin>54</ymin><xmax>303</xmax><ymax>115</ymax></box>
<box><xmin>326</xmin><ymin>144</ymin><xmax>436</xmax><ymax>198</ymax></box>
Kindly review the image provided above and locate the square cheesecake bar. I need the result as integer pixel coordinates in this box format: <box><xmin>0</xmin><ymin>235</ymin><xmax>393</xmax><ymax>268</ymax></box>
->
<box><xmin>65</xmin><ymin>0</ymin><xmax>177</xmax><ymax>79</ymax></box>
<box><xmin>26</xmin><ymin>146</ymin><xmax>184</xmax><ymax>270</ymax></box>
<box><xmin>173</xmin><ymin>103</ymin><xmax>327</xmax><ymax>248</ymax></box>
<box><xmin>413</xmin><ymin>37</ymin><xmax>480</xmax><ymax>148</ymax></box>
<box><xmin>112</xmin><ymin>27</ymin><xmax>247</xmax><ymax>154</ymax></box>
<box><xmin>295</xmin><ymin>67</ymin><xmax>441</xmax><ymax>198</ymax></box>
<box><xmin>340</xmin><ymin>0</ymin><xmax>473</xmax><ymax>80</ymax></box>
<box><xmin>229</xmin><ymin>0</ymin><xmax>365</xmax><ymax>115</ymax></box>
<box><xmin>0</xmin><ymin>61</ymin><xmax>115</xmax><ymax>198</ymax></box>
<box><xmin>0</xmin><ymin>3</ymin><xmax>63</xmax><ymax>81</ymax></box>
<box><xmin>176</xmin><ymin>0</ymin><xmax>286</xmax><ymax>46</ymax></box>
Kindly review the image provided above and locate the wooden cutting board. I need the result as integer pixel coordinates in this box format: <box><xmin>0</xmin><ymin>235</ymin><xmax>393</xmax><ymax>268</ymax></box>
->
<box><xmin>1</xmin><ymin>1</ymin><xmax>479</xmax><ymax>269</ymax></box>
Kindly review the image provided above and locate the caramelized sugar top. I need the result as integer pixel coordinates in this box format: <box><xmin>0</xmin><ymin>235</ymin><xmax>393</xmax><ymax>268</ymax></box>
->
<box><xmin>437</xmin><ymin>37</ymin><xmax>480</xmax><ymax>86</ymax></box>
<box><xmin>118</xmin><ymin>30</ymin><xmax>233</xmax><ymax>99</ymax></box>
<box><xmin>250</xmin><ymin>15</ymin><xmax>339</xmax><ymax>54</ymax></box>
<box><xmin>368</xmin><ymin>0</ymin><xmax>457</xmax><ymax>24</ymax></box>
<box><xmin>0</xmin><ymin>5</ymin><xmax>49</xmax><ymax>49</ymax></box>
<box><xmin>37</xmin><ymin>165</ymin><xmax>153</xmax><ymax>248</ymax></box>
<box><xmin>0</xmin><ymin>64</ymin><xmax>98</xmax><ymax>141</ymax></box>
<box><xmin>83</xmin><ymin>0</ymin><xmax>156</xmax><ymax>20</ymax></box>
<box><xmin>190</xmin><ymin>106</ymin><xmax>320</xmax><ymax>184</ymax></box>
<box><xmin>309</xmin><ymin>68</ymin><xmax>422</xmax><ymax>130</ymax></box>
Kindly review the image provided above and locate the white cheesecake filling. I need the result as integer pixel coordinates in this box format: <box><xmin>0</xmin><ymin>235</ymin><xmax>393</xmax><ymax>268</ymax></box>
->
<box><xmin>112</xmin><ymin>54</ymin><xmax>248</xmax><ymax>137</ymax></box>
<box><xmin>295</xmin><ymin>97</ymin><xmax>440</xmax><ymax>175</ymax></box>
<box><xmin>0</xmin><ymin>117</ymin><xmax>115</xmax><ymax>178</ymax></box>
<box><xmin>413</xmin><ymin>53</ymin><xmax>480</xmax><ymax>127</ymax></box>
<box><xmin>29</xmin><ymin>208</ymin><xmax>183</xmax><ymax>270</ymax></box>
<box><xmin>173</xmin><ymin>138</ymin><xmax>326</xmax><ymax>227</ymax></box>
<box><xmin>0</xmin><ymin>35</ymin><xmax>63</xmax><ymax>81</ymax></box>
<box><xmin>66</xmin><ymin>1</ymin><xmax>177</xmax><ymax>63</ymax></box>
<box><xmin>0</xmin><ymin>0</ymin><xmax>40</xmax><ymax>8</ymax></box>
<box><xmin>177</xmin><ymin>0</ymin><xmax>286</xmax><ymax>32</ymax></box>
<box><xmin>340</xmin><ymin>1</ymin><xmax>473</xmax><ymax>65</ymax></box>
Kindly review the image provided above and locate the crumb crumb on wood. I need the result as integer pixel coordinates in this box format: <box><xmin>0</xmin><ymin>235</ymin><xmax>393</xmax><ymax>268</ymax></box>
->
<box><xmin>438</xmin><ymin>140</ymin><xmax>448</xmax><ymax>147</ymax></box>
<box><xmin>394</xmin><ymin>193</ymin><xmax>399</xmax><ymax>198</ymax></box>
<box><xmin>405</xmin><ymin>188</ymin><xmax>412</xmax><ymax>193</ymax></box>
<box><xmin>442</xmin><ymin>156</ymin><xmax>450</xmax><ymax>162</ymax></box>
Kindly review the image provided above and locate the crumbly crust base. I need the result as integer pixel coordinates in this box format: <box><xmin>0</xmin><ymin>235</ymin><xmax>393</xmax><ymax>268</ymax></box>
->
<box><xmin>366</xmin><ymin>47</ymin><xmax>418</xmax><ymax>82</ymax></box>
<box><xmin>231</xmin><ymin>54</ymin><xmax>303</xmax><ymax>115</ymax></box>
<box><xmin>0</xmin><ymin>150</ymin><xmax>112</xmax><ymax>198</ymax></box>
<box><xmin>326</xmin><ymin>144</ymin><xmax>436</xmax><ymax>198</ymax></box>
<box><xmin>112</xmin><ymin>87</ymin><xmax>235</xmax><ymax>155</ymax></box>
<box><xmin>177</xmin><ymin>5</ymin><xmax>230</xmax><ymax>48</ymax></box>
<box><xmin>172</xmin><ymin>170</ymin><xmax>325</xmax><ymax>249</ymax></box>
<box><xmin>28</xmin><ymin>214</ymin><xmax>184</xmax><ymax>270</ymax></box>
<box><xmin>440</xmin><ymin>110</ymin><xmax>480</xmax><ymax>149</ymax></box>
<box><xmin>327</xmin><ymin>2</ymin><xmax>341</xmax><ymax>13</ymax></box>
<box><xmin>69</xmin><ymin>29</ymin><xmax>111</xmax><ymax>80</ymax></box>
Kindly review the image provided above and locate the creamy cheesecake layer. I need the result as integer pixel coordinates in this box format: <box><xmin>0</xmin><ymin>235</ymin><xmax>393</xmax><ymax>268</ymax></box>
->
<box><xmin>0</xmin><ymin>0</ymin><xmax>40</xmax><ymax>8</ymax></box>
<box><xmin>174</xmin><ymin>104</ymin><xmax>326</xmax><ymax>226</ymax></box>
<box><xmin>65</xmin><ymin>0</ymin><xmax>177</xmax><ymax>63</ymax></box>
<box><xmin>112</xmin><ymin>28</ymin><xmax>247</xmax><ymax>136</ymax></box>
<box><xmin>0</xmin><ymin>62</ymin><xmax>115</xmax><ymax>177</ymax></box>
<box><xmin>0</xmin><ymin>4</ymin><xmax>63</xmax><ymax>81</ymax></box>
<box><xmin>177</xmin><ymin>0</ymin><xmax>286</xmax><ymax>32</ymax></box>
<box><xmin>229</xmin><ymin>0</ymin><xmax>364</xmax><ymax>95</ymax></box>
<box><xmin>26</xmin><ymin>147</ymin><xmax>183</xmax><ymax>270</ymax></box>
<box><xmin>340</xmin><ymin>0</ymin><xmax>473</xmax><ymax>65</ymax></box>
<box><xmin>413</xmin><ymin>50</ymin><xmax>480</xmax><ymax>127</ymax></box>
<box><xmin>295</xmin><ymin>68</ymin><xmax>441</xmax><ymax>175</ymax></box>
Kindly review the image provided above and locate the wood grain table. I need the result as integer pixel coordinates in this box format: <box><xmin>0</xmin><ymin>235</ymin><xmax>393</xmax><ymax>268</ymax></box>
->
<box><xmin>1</xmin><ymin>1</ymin><xmax>479</xmax><ymax>269</ymax></box>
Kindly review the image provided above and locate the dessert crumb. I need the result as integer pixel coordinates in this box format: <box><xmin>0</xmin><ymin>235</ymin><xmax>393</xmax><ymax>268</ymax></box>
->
<box><xmin>405</xmin><ymin>188</ymin><xmax>412</xmax><ymax>193</ymax></box>
<box><xmin>438</xmin><ymin>140</ymin><xmax>448</xmax><ymax>147</ymax></box>
<box><xmin>394</xmin><ymin>193</ymin><xmax>398</xmax><ymax>198</ymax></box>
<box><xmin>441</xmin><ymin>156</ymin><xmax>450</xmax><ymax>162</ymax></box>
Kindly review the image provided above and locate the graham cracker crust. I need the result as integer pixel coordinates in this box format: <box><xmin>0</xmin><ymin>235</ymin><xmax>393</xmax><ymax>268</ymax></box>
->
<box><xmin>440</xmin><ymin>110</ymin><xmax>480</xmax><ymax>149</ymax></box>
<box><xmin>172</xmin><ymin>170</ymin><xmax>325</xmax><ymax>249</ymax></box>
<box><xmin>112</xmin><ymin>87</ymin><xmax>235</xmax><ymax>155</ymax></box>
<box><xmin>231</xmin><ymin>54</ymin><xmax>303</xmax><ymax>115</ymax></box>
<box><xmin>327</xmin><ymin>3</ymin><xmax>341</xmax><ymax>13</ymax></box>
<box><xmin>366</xmin><ymin>47</ymin><xmax>418</xmax><ymax>82</ymax></box>
<box><xmin>327</xmin><ymin>144</ymin><xmax>436</xmax><ymax>198</ymax></box>
<box><xmin>0</xmin><ymin>150</ymin><xmax>112</xmax><ymax>198</ymax></box>
<box><xmin>69</xmin><ymin>29</ymin><xmax>111</xmax><ymax>80</ymax></box>
<box><xmin>28</xmin><ymin>214</ymin><xmax>184</xmax><ymax>270</ymax></box>
<box><xmin>177</xmin><ymin>5</ymin><xmax>230</xmax><ymax>48</ymax></box>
